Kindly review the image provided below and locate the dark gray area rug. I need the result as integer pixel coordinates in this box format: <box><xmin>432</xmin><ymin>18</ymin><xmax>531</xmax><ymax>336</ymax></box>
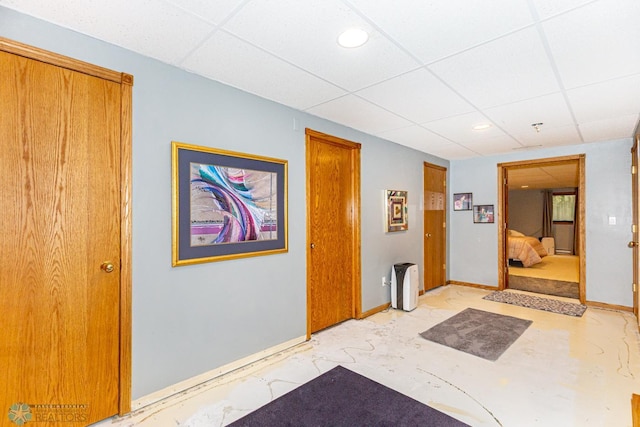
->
<box><xmin>419</xmin><ymin>308</ymin><xmax>532</xmax><ymax>361</ymax></box>
<box><xmin>483</xmin><ymin>290</ymin><xmax>587</xmax><ymax>317</ymax></box>
<box><xmin>228</xmin><ymin>365</ymin><xmax>469</xmax><ymax>426</ymax></box>
<box><xmin>508</xmin><ymin>274</ymin><xmax>579</xmax><ymax>299</ymax></box>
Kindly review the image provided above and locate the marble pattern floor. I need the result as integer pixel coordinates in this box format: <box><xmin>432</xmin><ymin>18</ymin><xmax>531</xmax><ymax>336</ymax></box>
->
<box><xmin>95</xmin><ymin>285</ymin><xmax>640</xmax><ymax>426</ymax></box>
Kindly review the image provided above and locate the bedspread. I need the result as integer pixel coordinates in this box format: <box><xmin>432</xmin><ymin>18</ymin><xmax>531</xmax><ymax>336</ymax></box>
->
<box><xmin>508</xmin><ymin>236</ymin><xmax>548</xmax><ymax>267</ymax></box>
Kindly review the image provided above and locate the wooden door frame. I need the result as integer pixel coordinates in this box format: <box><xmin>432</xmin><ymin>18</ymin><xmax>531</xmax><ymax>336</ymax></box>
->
<box><xmin>0</xmin><ymin>38</ymin><xmax>133</xmax><ymax>415</ymax></box>
<box><xmin>633</xmin><ymin>120</ymin><xmax>640</xmax><ymax>323</ymax></box>
<box><xmin>305</xmin><ymin>129</ymin><xmax>361</xmax><ymax>339</ymax></box>
<box><xmin>497</xmin><ymin>154</ymin><xmax>586</xmax><ymax>304</ymax></box>
<box><xmin>423</xmin><ymin>162</ymin><xmax>447</xmax><ymax>292</ymax></box>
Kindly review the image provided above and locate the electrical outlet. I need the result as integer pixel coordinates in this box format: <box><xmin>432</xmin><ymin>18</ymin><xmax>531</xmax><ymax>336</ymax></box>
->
<box><xmin>381</xmin><ymin>276</ymin><xmax>387</xmax><ymax>287</ymax></box>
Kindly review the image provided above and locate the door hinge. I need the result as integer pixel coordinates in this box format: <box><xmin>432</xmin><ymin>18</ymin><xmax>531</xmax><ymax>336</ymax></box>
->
<box><xmin>632</xmin><ymin>165</ymin><xmax>637</xmax><ymax>175</ymax></box>
<box><xmin>633</xmin><ymin>224</ymin><xmax>637</xmax><ymax>234</ymax></box>
<box><xmin>634</xmin><ymin>283</ymin><xmax>637</xmax><ymax>293</ymax></box>
<box><xmin>442</xmin><ymin>222</ymin><xmax>446</xmax><ymax>228</ymax></box>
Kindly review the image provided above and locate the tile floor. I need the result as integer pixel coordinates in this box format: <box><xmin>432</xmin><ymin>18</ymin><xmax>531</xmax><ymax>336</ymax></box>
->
<box><xmin>95</xmin><ymin>285</ymin><xmax>640</xmax><ymax>426</ymax></box>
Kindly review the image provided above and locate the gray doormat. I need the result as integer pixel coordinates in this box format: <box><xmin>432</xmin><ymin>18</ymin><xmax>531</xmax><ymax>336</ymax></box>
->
<box><xmin>483</xmin><ymin>290</ymin><xmax>587</xmax><ymax>317</ymax></box>
<box><xmin>419</xmin><ymin>308</ymin><xmax>532</xmax><ymax>361</ymax></box>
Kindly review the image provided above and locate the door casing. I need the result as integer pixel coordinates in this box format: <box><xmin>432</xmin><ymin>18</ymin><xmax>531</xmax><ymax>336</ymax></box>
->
<box><xmin>305</xmin><ymin>128</ymin><xmax>361</xmax><ymax>338</ymax></box>
<box><xmin>497</xmin><ymin>155</ymin><xmax>585</xmax><ymax>304</ymax></box>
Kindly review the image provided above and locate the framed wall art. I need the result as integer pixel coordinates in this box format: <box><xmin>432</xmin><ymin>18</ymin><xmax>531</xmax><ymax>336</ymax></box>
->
<box><xmin>172</xmin><ymin>141</ymin><xmax>288</xmax><ymax>266</ymax></box>
<box><xmin>473</xmin><ymin>204</ymin><xmax>495</xmax><ymax>223</ymax></box>
<box><xmin>385</xmin><ymin>190</ymin><xmax>408</xmax><ymax>232</ymax></box>
<box><xmin>453</xmin><ymin>192</ymin><xmax>472</xmax><ymax>211</ymax></box>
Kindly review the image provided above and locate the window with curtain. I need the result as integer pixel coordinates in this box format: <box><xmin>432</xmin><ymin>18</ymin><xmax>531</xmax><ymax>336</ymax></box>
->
<box><xmin>552</xmin><ymin>193</ymin><xmax>576</xmax><ymax>223</ymax></box>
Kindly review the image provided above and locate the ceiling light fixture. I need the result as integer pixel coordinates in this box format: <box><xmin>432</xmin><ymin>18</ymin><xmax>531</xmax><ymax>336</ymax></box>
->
<box><xmin>531</xmin><ymin>122</ymin><xmax>544</xmax><ymax>133</ymax></box>
<box><xmin>337</xmin><ymin>28</ymin><xmax>369</xmax><ymax>48</ymax></box>
<box><xmin>472</xmin><ymin>123</ymin><xmax>492</xmax><ymax>131</ymax></box>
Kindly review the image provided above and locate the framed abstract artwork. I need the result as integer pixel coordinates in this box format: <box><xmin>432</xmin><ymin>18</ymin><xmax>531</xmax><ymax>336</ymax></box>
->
<box><xmin>386</xmin><ymin>190</ymin><xmax>408</xmax><ymax>232</ymax></box>
<box><xmin>172</xmin><ymin>141</ymin><xmax>288</xmax><ymax>266</ymax></box>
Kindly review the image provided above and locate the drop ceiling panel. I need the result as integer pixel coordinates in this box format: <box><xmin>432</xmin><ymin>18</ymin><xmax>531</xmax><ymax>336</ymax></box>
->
<box><xmin>376</xmin><ymin>125</ymin><xmax>453</xmax><ymax>152</ymax></box>
<box><xmin>512</xmin><ymin>124</ymin><xmax>581</xmax><ymax>147</ymax></box>
<box><xmin>306</xmin><ymin>95</ymin><xmax>412</xmax><ymax>135</ymax></box>
<box><xmin>464</xmin><ymin>137</ymin><xmax>524</xmax><ymax>156</ymax></box>
<box><xmin>530</xmin><ymin>0</ymin><xmax>595</xmax><ymax>19</ymax></box>
<box><xmin>221</xmin><ymin>0</ymin><xmax>420</xmax><ymax>91</ymax></box>
<box><xmin>567</xmin><ymin>74</ymin><xmax>640</xmax><ymax>123</ymax></box>
<box><xmin>423</xmin><ymin>143</ymin><xmax>479</xmax><ymax>160</ymax></box>
<box><xmin>579</xmin><ymin>115</ymin><xmax>639</xmax><ymax>143</ymax></box>
<box><xmin>167</xmin><ymin>0</ymin><xmax>245</xmax><ymax>25</ymax></box>
<box><xmin>1</xmin><ymin>0</ymin><xmax>216</xmax><ymax>65</ymax></box>
<box><xmin>356</xmin><ymin>68</ymin><xmax>476</xmax><ymax>124</ymax></box>
<box><xmin>483</xmin><ymin>93</ymin><xmax>574</xmax><ymax>134</ymax></box>
<box><xmin>429</xmin><ymin>27</ymin><xmax>560</xmax><ymax>108</ymax></box>
<box><xmin>422</xmin><ymin>111</ymin><xmax>506</xmax><ymax>144</ymax></box>
<box><xmin>182</xmin><ymin>31</ymin><xmax>347</xmax><ymax>110</ymax></box>
<box><xmin>542</xmin><ymin>0</ymin><xmax>640</xmax><ymax>89</ymax></box>
<box><xmin>348</xmin><ymin>0</ymin><xmax>534</xmax><ymax>64</ymax></box>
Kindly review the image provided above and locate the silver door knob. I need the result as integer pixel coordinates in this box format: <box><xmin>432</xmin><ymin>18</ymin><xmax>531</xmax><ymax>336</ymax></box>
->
<box><xmin>310</xmin><ymin>243</ymin><xmax>315</xmax><ymax>249</ymax></box>
<box><xmin>426</xmin><ymin>233</ymin><xmax>432</xmax><ymax>238</ymax></box>
<box><xmin>629</xmin><ymin>241</ymin><xmax>638</xmax><ymax>248</ymax></box>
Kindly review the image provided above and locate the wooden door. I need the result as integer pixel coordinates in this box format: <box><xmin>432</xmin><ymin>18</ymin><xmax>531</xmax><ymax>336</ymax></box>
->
<box><xmin>632</xmin><ymin>126</ymin><xmax>640</xmax><ymax>321</ymax></box>
<box><xmin>423</xmin><ymin>162</ymin><xmax>446</xmax><ymax>291</ymax></box>
<box><xmin>306</xmin><ymin>129</ymin><xmax>361</xmax><ymax>336</ymax></box>
<box><xmin>0</xmin><ymin>39</ymin><xmax>132</xmax><ymax>425</ymax></box>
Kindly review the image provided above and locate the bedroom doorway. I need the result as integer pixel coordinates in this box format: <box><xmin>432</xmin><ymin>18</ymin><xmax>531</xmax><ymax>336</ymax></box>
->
<box><xmin>497</xmin><ymin>155</ymin><xmax>586</xmax><ymax>304</ymax></box>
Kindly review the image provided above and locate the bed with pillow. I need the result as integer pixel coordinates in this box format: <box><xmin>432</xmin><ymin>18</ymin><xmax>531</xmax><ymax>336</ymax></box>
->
<box><xmin>507</xmin><ymin>230</ymin><xmax>548</xmax><ymax>267</ymax></box>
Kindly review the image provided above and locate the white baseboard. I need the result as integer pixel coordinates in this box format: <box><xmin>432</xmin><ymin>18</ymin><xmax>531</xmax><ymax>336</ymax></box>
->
<box><xmin>131</xmin><ymin>335</ymin><xmax>307</xmax><ymax>412</ymax></box>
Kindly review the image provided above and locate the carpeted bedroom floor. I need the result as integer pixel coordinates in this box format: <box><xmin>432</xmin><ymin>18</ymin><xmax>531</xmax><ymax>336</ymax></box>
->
<box><xmin>96</xmin><ymin>285</ymin><xmax>640</xmax><ymax>427</ymax></box>
<box><xmin>509</xmin><ymin>254</ymin><xmax>579</xmax><ymax>282</ymax></box>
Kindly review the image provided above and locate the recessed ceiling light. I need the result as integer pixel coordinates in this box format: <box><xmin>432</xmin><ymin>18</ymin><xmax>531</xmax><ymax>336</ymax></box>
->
<box><xmin>337</xmin><ymin>28</ymin><xmax>369</xmax><ymax>48</ymax></box>
<box><xmin>472</xmin><ymin>123</ymin><xmax>492</xmax><ymax>131</ymax></box>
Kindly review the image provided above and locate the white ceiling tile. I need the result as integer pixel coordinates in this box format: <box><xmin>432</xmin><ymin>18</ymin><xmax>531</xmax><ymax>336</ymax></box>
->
<box><xmin>166</xmin><ymin>0</ymin><xmax>246</xmax><ymax>25</ymax></box>
<box><xmin>422</xmin><ymin>143</ymin><xmax>479</xmax><ymax>160</ymax></box>
<box><xmin>0</xmin><ymin>0</ymin><xmax>216</xmax><ymax>64</ymax></box>
<box><xmin>348</xmin><ymin>0</ymin><xmax>534</xmax><ymax>63</ymax></box>
<box><xmin>182</xmin><ymin>31</ymin><xmax>347</xmax><ymax>110</ymax></box>
<box><xmin>461</xmin><ymin>137</ymin><xmax>523</xmax><ymax>156</ymax></box>
<box><xmin>530</xmin><ymin>0</ymin><xmax>594</xmax><ymax>19</ymax></box>
<box><xmin>567</xmin><ymin>74</ymin><xmax>640</xmax><ymax>123</ymax></box>
<box><xmin>542</xmin><ymin>0</ymin><xmax>640</xmax><ymax>88</ymax></box>
<box><xmin>222</xmin><ymin>0</ymin><xmax>419</xmax><ymax>91</ymax></box>
<box><xmin>511</xmin><ymin>124</ymin><xmax>582</xmax><ymax>147</ymax></box>
<box><xmin>306</xmin><ymin>95</ymin><xmax>412</xmax><ymax>135</ymax></box>
<box><xmin>422</xmin><ymin>112</ymin><xmax>507</xmax><ymax>144</ymax></box>
<box><xmin>356</xmin><ymin>68</ymin><xmax>476</xmax><ymax>124</ymax></box>
<box><xmin>579</xmin><ymin>114</ymin><xmax>639</xmax><ymax>143</ymax></box>
<box><xmin>429</xmin><ymin>28</ymin><xmax>560</xmax><ymax>108</ymax></box>
<box><xmin>376</xmin><ymin>125</ymin><xmax>453</xmax><ymax>152</ymax></box>
<box><xmin>483</xmin><ymin>93</ymin><xmax>574</xmax><ymax>134</ymax></box>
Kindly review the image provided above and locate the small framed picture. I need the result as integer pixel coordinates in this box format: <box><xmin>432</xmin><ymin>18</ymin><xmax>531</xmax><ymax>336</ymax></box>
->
<box><xmin>473</xmin><ymin>205</ymin><xmax>495</xmax><ymax>223</ymax></box>
<box><xmin>385</xmin><ymin>190</ymin><xmax>408</xmax><ymax>232</ymax></box>
<box><xmin>453</xmin><ymin>193</ymin><xmax>472</xmax><ymax>211</ymax></box>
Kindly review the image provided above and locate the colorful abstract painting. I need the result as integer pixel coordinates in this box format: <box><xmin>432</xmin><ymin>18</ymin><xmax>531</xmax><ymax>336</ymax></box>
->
<box><xmin>172</xmin><ymin>142</ymin><xmax>287</xmax><ymax>266</ymax></box>
<box><xmin>190</xmin><ymin>164</ymin><xmax>277</xmax><ymax>246</ymax></box>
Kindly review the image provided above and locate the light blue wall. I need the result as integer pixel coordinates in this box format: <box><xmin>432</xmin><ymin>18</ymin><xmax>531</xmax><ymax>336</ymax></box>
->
<box><xmin>0</xmin><ymin>7</ymin><xmax>447</xmax><ymax>399</ymax></box>
<box><xmin>449</xmin><ymin>139</ymin><xmax>633</xmax><ymax>306</ymax></box>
